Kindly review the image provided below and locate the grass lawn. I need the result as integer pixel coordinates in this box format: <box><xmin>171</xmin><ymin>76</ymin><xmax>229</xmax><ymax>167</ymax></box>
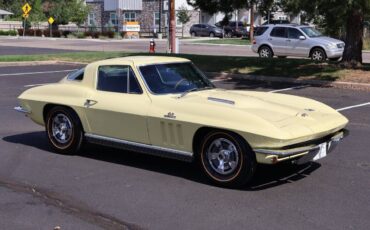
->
<box><xmin>0</xmin><ymin>51</ymin><xmax>369</xmax><ymax>83</ymax></box>
<box><xmin>192</xmin><ymin>38</ymin><xmax>251</xmax><ymax>46</ymax></box>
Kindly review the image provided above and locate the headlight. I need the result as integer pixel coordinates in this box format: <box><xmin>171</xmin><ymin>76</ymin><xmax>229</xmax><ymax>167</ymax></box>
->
<box><xmin>337</xmin><ymin>43</ymin><xmax>345</xmax><ymax>48</ymax></box>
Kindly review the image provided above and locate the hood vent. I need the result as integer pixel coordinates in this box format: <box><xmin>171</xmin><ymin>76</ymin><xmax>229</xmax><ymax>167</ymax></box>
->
<box><xmin>207</xmin><ymin>97</ymin><xmax>235</xmax><ymax>105</ymax></box>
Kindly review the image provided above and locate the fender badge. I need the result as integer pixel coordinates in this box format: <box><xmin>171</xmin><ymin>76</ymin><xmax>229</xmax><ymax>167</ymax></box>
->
<box><xmin>164</xmin><ymin>112</ymin><xmax>176</xmax><ymax>119</ymax></box>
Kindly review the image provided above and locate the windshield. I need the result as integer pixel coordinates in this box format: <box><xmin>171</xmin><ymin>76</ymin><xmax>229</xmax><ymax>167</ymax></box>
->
<box><xmin>139</xmin><ymin>62</ymin><xmax>214</xmax><ymax>95</ymax></box>
<box><xmin>300</xmin><ymin>27</ymin><xmax>322</xmax><ymax>37</ymax></box>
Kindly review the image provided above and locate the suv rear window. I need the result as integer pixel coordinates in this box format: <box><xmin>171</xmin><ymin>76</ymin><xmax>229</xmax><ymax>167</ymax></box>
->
<box><xmin>270</xmin><ymin>27</ymin><xmax>287</xmax><ymax>38</ymax></box>
<box><xmin>255</xmin><ymin>27</ymin><xmax>268</xmax><ymax>36</ymax></box>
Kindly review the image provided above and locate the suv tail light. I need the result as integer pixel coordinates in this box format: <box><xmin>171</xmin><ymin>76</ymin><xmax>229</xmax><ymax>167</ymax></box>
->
<box><xmin>253</xmin><ymin>39</ymin><xmax>256</xmax><ymax>44</ymax></box>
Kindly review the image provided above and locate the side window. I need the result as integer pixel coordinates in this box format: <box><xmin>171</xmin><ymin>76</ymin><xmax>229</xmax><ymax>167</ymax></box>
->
<box><xmin>67</xmin><ymin>68</ymin><xmax>84</xmax><ymax>81</ymax></box>
<box><xmin>97</xmin><ymin>65</ymin><xmax>142</xmax><ymax>94</ymax></box>
<box><xmin>255</xmin><ymin>26</ymin><xmax>269</xmax><ymax>36</ymax></box>
<box><xmin>288</xmin><ymin>28</ymin><xmax>303</xmax><ymax>39</ymax></box>
<box><xmin>270</xmin><ymin>27</ymin><xmax>287</xmax><ymax>38</ymax></box>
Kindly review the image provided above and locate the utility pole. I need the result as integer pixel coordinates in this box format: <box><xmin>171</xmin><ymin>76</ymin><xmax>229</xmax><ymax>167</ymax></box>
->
<box><xmin>249</xmin><ymin>3</ymin><xmax>254</xmax><ymax>41</ymax></box>
<box><xmin>159</xmin><ymin>0</ymin><xmax>162</xmax><ymax>33</ymax></box>
<box><xmin>169</xmin><ymin>0</ymin><xmax>176</xmax><ymax>53</ymax></box>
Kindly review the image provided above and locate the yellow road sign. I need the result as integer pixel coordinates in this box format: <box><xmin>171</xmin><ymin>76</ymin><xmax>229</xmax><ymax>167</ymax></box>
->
<box><xmin>22</xmin><ymin>13</ymin><xmax>29</xmax><ymax>19</ymax></box>
<box><xmin>22</xmin><ymin>3</ymin><xmax>32</xmax><ymax>14</ymax></box>
<box><xmin>48</xmin><ymin>17</ymin><xmax>55</xmax><ymax>24</ymax></box>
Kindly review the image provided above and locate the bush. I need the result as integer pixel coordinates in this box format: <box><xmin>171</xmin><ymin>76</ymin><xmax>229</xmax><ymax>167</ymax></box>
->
<box><xmin>84</xmin><ymin>31</ymin><xmax>100</xmax><ymax>39</ymax></box>
<box><xmin>0</xmin><ymin>30</ymin><xmax>17</xmax><ymax>36</ymax></box>
<box><xmin>73</xmin><ymin>32</ymin><xmax>86</xmax><ymax>39</ymax></box>
<box><xmin>102</xmin><ymin>31</ymin><xmax>114</xmax><ymax>38</ymax></box>
<box><xmin>364</xmin><ymin>37</ymin><xmax>370</xmax><ymax>50</ymax></box>
<box><xmin>62</xmin><ymin>30</ymin><xmax>71</xmax><ymax>38</ymax></box>
<box><xmin>43</xmin><ymin>30</ymin><xmax>62</xmax><ymax>38</ymax></box>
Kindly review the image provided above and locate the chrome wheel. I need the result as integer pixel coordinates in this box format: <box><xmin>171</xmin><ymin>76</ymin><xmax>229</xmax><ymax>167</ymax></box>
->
<box><xmin>51</xmin><ymin>113</ymin><xmax>73</xmax><ymax>144</ymax></box>
<box><xmin>206</xmin><ymin>138</ymin><xmax>239</xmax><ymax>175</ymax></box>
<box><xmin>259</xmin><ymin>47</ymin><xmax>272</xmax><ymax>58</ymax></box>
<box><xmin>311</xmin><ymin>49</ymin><xmax>325</xmax><ymax>61</ymax></box>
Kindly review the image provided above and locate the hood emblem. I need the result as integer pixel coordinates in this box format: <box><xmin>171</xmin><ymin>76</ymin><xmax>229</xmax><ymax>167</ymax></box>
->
<box><xmin>164</xmin><ymin>112</ymin><xmax>176</xmax><ymax>119</ymax></box>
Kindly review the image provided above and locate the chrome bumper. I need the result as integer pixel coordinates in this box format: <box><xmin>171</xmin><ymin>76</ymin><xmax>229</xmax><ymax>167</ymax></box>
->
<box><xmin>14</xmin><ymin>106</ymin><xmax>31</xmax><ymax>114</ymax></box>
<box><xmin>254</xmin><ymin>130</ymin><xmax>348</xmax><ymax>164</ymax></box>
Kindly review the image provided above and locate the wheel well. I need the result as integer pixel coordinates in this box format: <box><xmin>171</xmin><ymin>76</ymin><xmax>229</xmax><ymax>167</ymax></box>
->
<box><xmin>309</xmin><ymin>46</ymin><xmax>326</xmax><ymax>57</ymax></box>
<box><xmin>43</xmin><ymin>104</ymin><xmax>83</xmax><ymax>130</ymax></box>
<box><xmin>258</xmin><ymin>44</ymin><xmax>274</xmax><ymax>55</ymax></box>
<box><xmin>192</xmin><ymin>127</ymin><xmax>250</xmax><ymax>156</ymax></box>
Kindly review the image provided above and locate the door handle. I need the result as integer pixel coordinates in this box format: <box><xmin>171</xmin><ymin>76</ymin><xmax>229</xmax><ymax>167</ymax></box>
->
<box><xmin>286</xmin><ymin>39</ymin><xmax>291</xmax><ymax>42</ymax></box>
<box><xmin>84</xmin><ymin>99</ymin><xmax>98</xmax><ymax>107</ymax></box>
<box><xmin>268</xmin><ymin>38</ymin><xmax>272</xmax><ymax>41</ymax></box>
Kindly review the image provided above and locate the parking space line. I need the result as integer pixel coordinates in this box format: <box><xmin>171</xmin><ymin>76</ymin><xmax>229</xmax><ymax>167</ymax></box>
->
<box><xmin>336</xmin><ymin>102</ymin><xmax>370</xmax><ymax>112</ymax></box>
<box><xmin>269</xmin><ymin>85</ymin><xmax>310</xmax><ymax>93</ymax></box>
<box><xmin>0</xmin><ymin>69</ymin><xmax>78</xmax><ymax>77</ymax></box>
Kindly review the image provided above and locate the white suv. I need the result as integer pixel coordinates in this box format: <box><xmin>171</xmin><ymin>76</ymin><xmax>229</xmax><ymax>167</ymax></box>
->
<box><xmin>251</xmin><ymin>24</ymin><xmax>345</xmax><ymax>61</ymax></box>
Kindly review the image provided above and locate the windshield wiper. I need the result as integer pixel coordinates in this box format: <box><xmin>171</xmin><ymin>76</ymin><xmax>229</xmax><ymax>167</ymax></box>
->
<box><xmin>178</xmin><ymin>86</ymin><xmax>214</xmax><ymax>98</ymax></box>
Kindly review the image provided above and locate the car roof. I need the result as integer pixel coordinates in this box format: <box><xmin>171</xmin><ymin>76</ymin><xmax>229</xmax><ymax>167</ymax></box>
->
<box><xmin>263</xmin><ymin>24</ymin><xmax>308</xmax><ymax>28</ymax></box>
<box><xmin>90</xmin><ymin>56</ymin><xmax>190</xmax><ymax>66</ymax></box>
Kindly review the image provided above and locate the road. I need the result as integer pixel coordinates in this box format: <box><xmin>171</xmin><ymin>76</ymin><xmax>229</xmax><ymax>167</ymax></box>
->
<box><xmin>0</xmin><ymin>64</ymin><xmax>369</xmax><ymax>230</ymax></box>
<box><xmin>1</xmin><ymin>37</ymin><xmax>370</xmax><ymax>62</ymax></box>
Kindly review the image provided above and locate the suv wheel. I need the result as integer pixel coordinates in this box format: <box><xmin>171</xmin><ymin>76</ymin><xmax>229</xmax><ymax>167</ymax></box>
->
<box><xmin>191</xmin><ymin>32</ymin><xmax>196</xmax><ymax>37</ymax></box>
<box><xmin>311</xmin><ymin>48</ymin><xmax>326</xmax><ymax>62</ymax></box>
<box><xmin>209</xmin><ymin>32</ymin><xmax>215</xmax><ymax>37</ymax></box>
<box><xmin>259</xmin><ymin>46</ymin><xmax>273</xmax><ymax>58</ymax></box>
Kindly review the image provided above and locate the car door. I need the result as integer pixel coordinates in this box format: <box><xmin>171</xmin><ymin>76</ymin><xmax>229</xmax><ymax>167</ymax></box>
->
<box><xmin>268</xmin><ymin>27</ymin><xmax>288</xmax><ymax>55</ymax></box>
<box><xmin>83</xmin><ymin>65</ymin><xmax>151</xmax><ymax>144</ymax></box>
<box><xmin>199</xmin><ymin>24</ymin><xmax>208</xmax><ymax>36</ymax></box>
<box><xmin>286</xmin><ymin>28</ymin><xmax>310</xmax><ymax>57</ymax></box>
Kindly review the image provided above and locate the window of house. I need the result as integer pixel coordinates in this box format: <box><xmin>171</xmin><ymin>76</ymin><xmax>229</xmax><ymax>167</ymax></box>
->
<box><xmin>154</xmin><ymin>12</ymin><xmax>160</xmax><ymax>27</ymax></box>
<box><xmin>110</xmin><ymin>12</ymin><xmax>117</xmax><ymax>25</ymax></box>
<box><xmin>124</xmin><ymin>12</ymin><xmax>137</xmax><ymax>22</ymax></box>
<box><xmin>97</xmin><ymin>65</ymin><xmax>142</xmax><ymax>94</ymax></box>
<box><xmin>88</xmin><ymin>13</ymin><xmax>96</xmax><ymax>26</ymax></box>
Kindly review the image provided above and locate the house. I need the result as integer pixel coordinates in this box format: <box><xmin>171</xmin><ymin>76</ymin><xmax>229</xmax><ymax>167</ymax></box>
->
<box><xmin>0</xmin><ymin>9</ymin><xmax>13</xmax><ymax>21</ymax></box>
<box><xmin>85</xmin><ymin>0</ymin><xmax>200</xmax><ymax>36</ymax></box>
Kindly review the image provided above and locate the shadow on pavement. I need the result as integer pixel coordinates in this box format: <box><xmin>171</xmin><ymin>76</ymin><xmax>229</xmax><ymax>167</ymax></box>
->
<box><xmin>3</xmin><ymin>131</ymin><xmax>321</xmax><ymax>191</ymax></box>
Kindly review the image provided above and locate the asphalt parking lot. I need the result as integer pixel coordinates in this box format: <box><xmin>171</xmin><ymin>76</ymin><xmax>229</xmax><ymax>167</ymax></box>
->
<box><xmin>0</xmin><ymin>64</ymin><xmax>369</xmax><ymax>230</ymax></box>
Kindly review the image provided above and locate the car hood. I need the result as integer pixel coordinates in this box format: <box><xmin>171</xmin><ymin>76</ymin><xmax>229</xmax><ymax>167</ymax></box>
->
<box><xmin>311</xmin><ymin>36</ymin><xmax>343</xmax><ymax>45</ymax></box>
<box><xmin>161</xmin><ymin>89</ymin><xmax>348</xmax><ymax>140</ymax></box>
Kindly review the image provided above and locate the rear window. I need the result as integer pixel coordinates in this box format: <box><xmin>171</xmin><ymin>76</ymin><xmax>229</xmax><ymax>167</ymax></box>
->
<box><xmin>255</xmin><ymin>26</ymin><xmax>269</xmax><ymax>36</ymax></box>
<box><xmin>270</xmin><ymin>27</ymin><xmax>287</xmax><ymax>38</ymax></box>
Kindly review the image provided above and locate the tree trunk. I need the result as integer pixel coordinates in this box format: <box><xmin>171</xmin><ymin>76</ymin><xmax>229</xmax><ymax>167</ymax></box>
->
<box><xmin>341</xmin><ymin>9</ymin><xmax>364</xmax><ymax>67</ymax></box>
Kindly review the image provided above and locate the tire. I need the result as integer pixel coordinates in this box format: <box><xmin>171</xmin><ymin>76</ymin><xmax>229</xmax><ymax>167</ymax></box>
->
<box><xmin>311</xmin><ymin>48</ymin><xmax>326</xmax><ymax>62</ymax></box>
<box><xmin>225</xmin><ymin>31</ymin><xmax>232</xmax><ymax>38</ymax></box>
<box><xmin>259</xmin><ymin>46</ymin><xmax>273</xmax><ymax>58</ymax></box>
<box><xmin>209</xmin><ymin>32</ymin><xmax>215</xmax><ymax>38</ymax></box>
<box><xmin>191</xmin><ymin>32</ymin><xmax>196</xmax><ymax>37</ymax></box>
<box><xmin>46</xmin><ymin>106</ymin><xmax>84</xmax><ymax>154</ymax></box>
<box><xmin>329</xmin><ymin>57</ymin><xmax>340</xmax><ymax>62</ymax></box>
<box><xmin>199</xmin><ymin>130</ymin><xmax>257</xmax><ymax>188</ymax></box>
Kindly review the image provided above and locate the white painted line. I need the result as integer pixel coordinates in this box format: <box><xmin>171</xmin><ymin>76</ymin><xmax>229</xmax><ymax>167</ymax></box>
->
<box><xmin>24</xmin><ymin>83</ymin><xmax>52</xmax><ymax>88</ymax></box>
<box><xmin>336</xmin><ymin>102</ymin><xmax>370</xmax><ymax>112</ymax></box>
<box><xmin>269</xmin><ymin>85</ymin><xmax>310</xmax><ymax>93</ymax></box>
<box><xmin>211</xmin><ymin>77</ymin><xmax>231</xmax><ymax>83</ymax></box>
<box><xmin>0</xmin><ymin>69</ymin><xmax>78</xmax><ymax>77</ymax></box>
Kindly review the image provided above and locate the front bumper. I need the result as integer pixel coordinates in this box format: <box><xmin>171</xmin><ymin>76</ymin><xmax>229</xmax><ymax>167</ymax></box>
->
<box><xmin>326</xmin><ymin>48</ymin><xmax>344</xmax><ymax>58</ymax></box>
<box><xmin>14</xmin><ymin>106</ymin><xmax>31</xmax><ymax>114</ymax></box>
<box><xmin>254</xmin><ymin>130</ymin><xmax>348</xmax><ymax>164</ymax></box>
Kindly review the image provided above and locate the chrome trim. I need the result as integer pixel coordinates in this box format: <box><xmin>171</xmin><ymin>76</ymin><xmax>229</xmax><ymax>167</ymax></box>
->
<box><xmin>14</xmin><ymin>106</ymin><xmax>31</xmax><ymax>114</ymax></box>
<box><xmin>85</xmin><ymin>133</ymin><xmax>193</xmax><ymax>162</ymax></box>
<box><xmin>254</xmin><ymin>131</ymin><xmax>345</xmax><ymax>157</ymax></box>
<box><xmin>207</xmin><ymin>97</ymin><xmax>235</xmax><ymax>105</ymax></box>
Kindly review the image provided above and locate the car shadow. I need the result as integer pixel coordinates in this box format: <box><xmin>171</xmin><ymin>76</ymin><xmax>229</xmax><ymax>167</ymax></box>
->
<box><xmin>3</xmin><ymin>132</ymin><xmax>321</xmax><ymax>191</ymax></box>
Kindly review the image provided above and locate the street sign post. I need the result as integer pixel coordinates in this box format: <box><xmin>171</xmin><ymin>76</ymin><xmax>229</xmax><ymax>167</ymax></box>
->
<box><xmin>22</xmin><ymin>3</ymin><xmax>32</xmax><ymax>37</ymax></box>
<box><xmin>48</xmin><ymin>17</ymin><xmax>54</xmax><ymax>37</ymax></box>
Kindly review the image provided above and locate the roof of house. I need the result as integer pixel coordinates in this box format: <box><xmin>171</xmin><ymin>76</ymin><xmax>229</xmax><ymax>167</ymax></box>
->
<box><xmin>0</xmin><ymin>9</ymin><xmax>13</xmax><ymax>15</ymax></box>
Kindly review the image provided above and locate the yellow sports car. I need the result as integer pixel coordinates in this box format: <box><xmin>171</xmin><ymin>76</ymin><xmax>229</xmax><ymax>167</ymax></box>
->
<box><xmin>15</xmin><ymin>56</ymin><xmax>348</xmax><ymax>187</ymax></box>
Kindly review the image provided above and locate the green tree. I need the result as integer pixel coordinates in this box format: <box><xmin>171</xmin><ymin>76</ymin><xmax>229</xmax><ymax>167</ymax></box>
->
<box><xmin>281</xmin><ymin>0</ymin><xmax>370</xmax><ymax>66</ymax></box>
<box><xmin>177</xmin><ymin>5</ymin><xmax>192</xmax><ymax>38</ymax></box>
<box><xmin>29</xmin><ymin>0</ymin><xmax>46</xmax><ymax>27</ymax></box>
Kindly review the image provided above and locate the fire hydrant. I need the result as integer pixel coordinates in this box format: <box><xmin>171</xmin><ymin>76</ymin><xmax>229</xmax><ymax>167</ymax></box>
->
<box><xmin>149</xmin><ymin>39</ymin><xmax>156</xmax><ymax>53</ymax></box>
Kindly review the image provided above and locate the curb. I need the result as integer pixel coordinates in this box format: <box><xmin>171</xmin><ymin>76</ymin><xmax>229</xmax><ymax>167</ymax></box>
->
<box><xmin>206</xmin><ymin>72</ymin><xmax>370</xmax><ymax>91</ymax></box>
<box><xmin>188</xmin><ymin>43</ymin><xmax>251</xmax><ymax>47</ymax></box>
